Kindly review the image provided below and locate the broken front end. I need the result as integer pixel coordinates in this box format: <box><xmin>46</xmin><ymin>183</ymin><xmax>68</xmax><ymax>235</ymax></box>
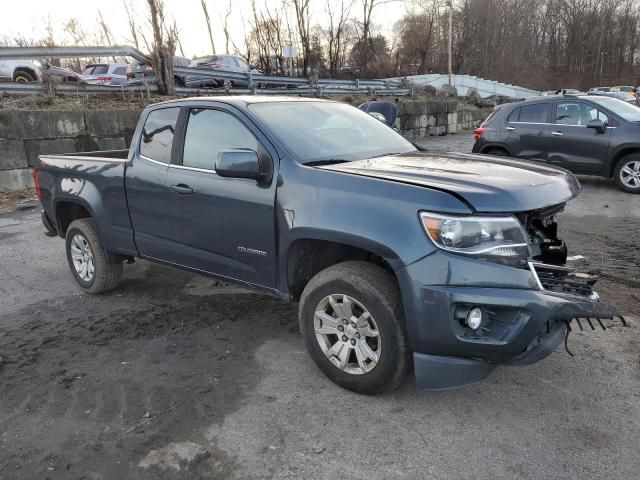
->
<box><xmin>398</xmin><ymin>202</ymin><xmax>626</xmax><ymax>390</ymax></box>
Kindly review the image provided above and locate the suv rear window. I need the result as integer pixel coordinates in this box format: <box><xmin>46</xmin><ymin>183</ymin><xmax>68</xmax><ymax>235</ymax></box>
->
<box><xmin>518</xmin><ymin>103</ymin><xmax>549</xmax><ymax>123</ymax></box>
<box><xmin>140</xmin><ymin>107</ymin><xmax>180</xmax><ymax>164</ymax></box>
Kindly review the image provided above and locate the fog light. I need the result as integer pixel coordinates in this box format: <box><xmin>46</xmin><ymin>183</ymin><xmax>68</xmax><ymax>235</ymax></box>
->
<box><xmin>466</xmin><ymin>308</ymin><xmax>483</xmax><ymax>330</ymax></box>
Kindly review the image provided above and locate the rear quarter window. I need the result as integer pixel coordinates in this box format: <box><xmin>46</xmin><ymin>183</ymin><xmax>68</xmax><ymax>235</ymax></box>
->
<box><xmin>92</xmin><ymin>65</ymin><xmax>109</xmax><ymax>75</ymax></box>
<box><xmin>140</xmin><ymin>107</ymin><xmax>180</xmax><ymax>164</ymax></box>
<box><xmin>112</xmin><ymin>66</ymin><xmax>127</xmax><ymax>76</ymax></box>
<box><xmin>518</xmin><ymin>103</ymin><xmax>549</xmax><ymax>123</ymax></box>
<box><xmin>507</xmin><ymin>107</ymin><xmax>520</xmax><ymax>122</ymax></box>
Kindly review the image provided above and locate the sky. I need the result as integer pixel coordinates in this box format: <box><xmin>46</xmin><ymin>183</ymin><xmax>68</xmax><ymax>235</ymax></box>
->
<box><xmin>0</xmin><ymin>0</ymin><xmax>413</xmax><ymax>59</ymax></box>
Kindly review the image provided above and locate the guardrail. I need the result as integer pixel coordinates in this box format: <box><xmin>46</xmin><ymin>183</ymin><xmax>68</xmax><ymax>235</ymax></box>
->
<box><xmin>0</xmin><ymin>81</ymin><xmax>411</xmax><ymax>97</ymax></box>
<box><xmin>0</xmin><ymin>45</ymin><xmax>409</xmax><ymax>97</ymax></box>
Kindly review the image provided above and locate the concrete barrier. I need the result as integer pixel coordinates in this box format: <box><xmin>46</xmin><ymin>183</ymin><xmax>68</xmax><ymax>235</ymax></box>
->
<box><xmin>0</xmin><ymin>109</ymin><xmax>141</xmax><ymax>191</ymax></box>
<box><xmin>395</xmin><ymin>100</ymin><xmax>490</xmax><ymax>139</ymax></box>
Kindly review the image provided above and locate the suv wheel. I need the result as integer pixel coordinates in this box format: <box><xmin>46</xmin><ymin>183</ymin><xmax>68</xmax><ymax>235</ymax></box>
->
<box><xmin>14</xmin><ymin>70</ymin><xmax>35</xmax><ymax>82</ymax></box>
<box><xmin>299</xmin><ymin>261</ymin><xmax>411</xmax><ymax>395</ymax></box>
<box><xmin>614</xmin><ymin>154</ymin><xmax>640</xmax><ymax>193</ymax></box>
<box><xmin>65</xmin><ymin>219</ymin><xmax>123</xmax><ymax>294</ymax></box>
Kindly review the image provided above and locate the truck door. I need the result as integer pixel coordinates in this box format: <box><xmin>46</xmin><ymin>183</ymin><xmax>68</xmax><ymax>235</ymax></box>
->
<box><xmin>546</xmin><ymin>100</ymin><xmax>612</xmax><ymax>174</ymax></box>
<box><xmin>164</xmin><ymin>105</ymin><xmax>278</xmax><ymax>288</ymax></box>
<box><xmin>125</xmin><ymin>106</ymin><xmax>180</xmax><ymax>259</ymax></box>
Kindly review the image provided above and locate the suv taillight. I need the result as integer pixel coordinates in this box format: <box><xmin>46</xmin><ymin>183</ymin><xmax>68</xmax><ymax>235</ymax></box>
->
<box><xmin>96</xmin><ymin>76</ymin><xmax>112</xmax><ymax>83</ymax></box>
<box><xmin>474</xmin><ymin>127</ymin><xmax>486</xmax><ymax>141</ymax></box>
<box><xmin>32</xmin><ymin>168</ymin><xmax>42</xmax><ymax>200</ymax></box>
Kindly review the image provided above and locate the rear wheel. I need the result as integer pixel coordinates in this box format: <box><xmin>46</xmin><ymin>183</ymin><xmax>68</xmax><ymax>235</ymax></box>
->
<box><xmin>65</xmin><ymin>219</ymin><xmax>123</xmax><ymax>294</ymax></box>
<box><xmin>299</xmin><ymin>261</ymin><xmax>411</xmax><ymax>395</ymax></box>
<box><xmin>14</xmin><ymin>70</ymin><xmax>35</xmax><ymax>82</ymax></box>
<box><xmin>614</xmin><ymin>154</ymin><xmax>640</xmax><ymax>193</ymax></box>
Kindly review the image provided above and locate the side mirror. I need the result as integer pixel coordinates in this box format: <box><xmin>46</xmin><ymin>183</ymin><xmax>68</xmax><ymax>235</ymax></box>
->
<box><xmin>586</xmin><ymin>118</ymin><xmax>606</xmax><ymax>133</ymax></box>
<box><xmin>368</xmin><ymin>112</ymin><xmax>388</xmax><ymax>123</ymax></box>
<box><xmin>215</xmin><ymin>149</ymin><xmax>271</xmax><ymax>183</ymax></box>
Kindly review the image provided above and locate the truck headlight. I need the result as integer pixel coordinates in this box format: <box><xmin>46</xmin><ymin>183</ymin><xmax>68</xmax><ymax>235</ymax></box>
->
<box><xmin>420</xmin><ymin>212</ymin><xmax>531</xmax><ymax>261</ymax></box>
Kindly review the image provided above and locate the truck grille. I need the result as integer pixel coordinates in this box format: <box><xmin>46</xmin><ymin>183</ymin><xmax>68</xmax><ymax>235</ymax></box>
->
<box><xmin>529</xmin><ymin>262</ymin><xmax>598</xmax><ymax>300</ymax></box>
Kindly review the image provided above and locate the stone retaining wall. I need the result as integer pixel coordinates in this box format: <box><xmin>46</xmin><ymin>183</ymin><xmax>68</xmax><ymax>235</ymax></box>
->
<box><xmin>0</xmin><ymin>109</ymin><xmax>141</xmax><ymax>191</ymax></box>
<box><xmin>396</xmin><ymin>100</ymin><xmax>491</xmax><ymax>139</ymax></box>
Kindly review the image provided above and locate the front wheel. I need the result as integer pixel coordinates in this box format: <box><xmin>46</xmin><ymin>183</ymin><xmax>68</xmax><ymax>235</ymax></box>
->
<box><xmin>14</xmin><ymin>70</ymin><xmax>35</xmax><ymax>82</ymax></box>
<box><xmin>299</xmin><ymin>261</ymin><xmax>411</xmax><ymax>395</ymax></box>
<box><xmin>65</xmin><ymin>219</ymin><xmax>123</xmax><ymax>294</ymax></box>
<box><xmin>614</xmin><ymin>154</ymin><xmax>640</xmax><ymax>193</ymax></box>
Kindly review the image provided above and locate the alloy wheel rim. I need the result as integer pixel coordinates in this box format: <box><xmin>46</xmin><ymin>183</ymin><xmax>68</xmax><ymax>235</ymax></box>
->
<box><xmin>314</xmin><ymin>294</ymin><xmax>381</xmax><ymax>375</ymax></box>
<box><xmin>70</xmin><ymin>234</ymin><xmax>95</xmax><ymax>282</ymax></box>
<box><xmin>620</xmin><ymin>160</ymin><xmax>640</xmax><ymax>188</ymax></box>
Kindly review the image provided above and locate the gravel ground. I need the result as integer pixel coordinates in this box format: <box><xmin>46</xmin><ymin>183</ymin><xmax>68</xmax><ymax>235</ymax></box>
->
<box><xmin>1</xmin><ymin>133</ymin><xmax>639</xmax><ymax>479</ymax></box>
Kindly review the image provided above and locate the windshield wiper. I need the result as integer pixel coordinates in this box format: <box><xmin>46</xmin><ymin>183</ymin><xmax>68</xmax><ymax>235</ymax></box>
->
<box><xmin>303</xmin><ymin>159</ymin><xmax>351</xmax><ymax>166</ymax></box>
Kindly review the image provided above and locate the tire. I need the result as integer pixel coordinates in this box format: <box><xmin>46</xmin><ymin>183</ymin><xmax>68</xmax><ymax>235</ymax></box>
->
<box><xmin>484</xmin><ymin>147</ymin><xmax>509</xmax><ymax>157</ymax></box>
<box><xmin>613</xmin><ymin>154</ymin><xmax>640</xmax><ymax>193</ymax></box>
<box><xmin>14</xmin><ymin>69</ymin><xmax>35</xmax><ymax>82</ymax></box>
<box><xmin>299</xmin><ymin>261</ymin><xmax>411</xmax><ymax>395</ymax></box>
<box><xmin>65</xmin><ymin>219</ymin><xmax>123</xmax><ymax>294</ymax></box>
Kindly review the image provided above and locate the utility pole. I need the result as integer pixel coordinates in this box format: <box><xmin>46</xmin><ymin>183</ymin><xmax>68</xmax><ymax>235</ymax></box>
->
<box><xmin>448</xmin><ymin>0</ymin><xmax>453</xmax><ymax>87</ymax></box>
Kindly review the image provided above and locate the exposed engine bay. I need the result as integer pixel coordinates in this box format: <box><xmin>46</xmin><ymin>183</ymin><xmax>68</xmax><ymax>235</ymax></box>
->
<box><xmin>518</xmin><ymin>203</ymin><xmax>568</xmax><ymax>265</ymax></box>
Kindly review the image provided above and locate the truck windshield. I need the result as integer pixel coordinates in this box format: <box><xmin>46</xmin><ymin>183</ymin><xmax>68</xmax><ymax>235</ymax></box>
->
<box><xmin>249</xmin><ymin>101</ymin><xmax>416</xmax><ymax>163</ymax></box>
<box><xmin>589</xmin><ymin>96</ymin><xmax>640</xmax><ymax>122</ymax></box>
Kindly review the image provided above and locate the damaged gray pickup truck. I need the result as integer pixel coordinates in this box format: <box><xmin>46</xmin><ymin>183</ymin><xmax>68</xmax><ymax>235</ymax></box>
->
<box><xmin>33</xmin><ymin>96</ymin><xmax>624</xmax><ymax>394</ymax></box>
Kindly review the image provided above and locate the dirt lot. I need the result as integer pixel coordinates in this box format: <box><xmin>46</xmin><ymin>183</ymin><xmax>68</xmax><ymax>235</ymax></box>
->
<box><xmin>1</xmin><ymin>133</ymin><xmax>639</xmax><ymax>479</ymax></box>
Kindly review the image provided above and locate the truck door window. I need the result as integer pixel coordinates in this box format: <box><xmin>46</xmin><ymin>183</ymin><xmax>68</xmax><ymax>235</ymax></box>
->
<box><xmin>140</xmin><ymin>107</ymin><xmax>180</xmax><ymax>164</ymax></box>
<box><xmin>182</xmin><ymin>109</ymin><xmax>259</xmax><ymax>170</ymax></box>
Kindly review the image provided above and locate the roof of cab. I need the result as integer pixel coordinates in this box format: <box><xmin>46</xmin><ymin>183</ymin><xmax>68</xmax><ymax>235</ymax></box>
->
<box><xmin>146</xmin><ymin>95</ymin><xmax>331</xmax><ymax>110</ymax></box>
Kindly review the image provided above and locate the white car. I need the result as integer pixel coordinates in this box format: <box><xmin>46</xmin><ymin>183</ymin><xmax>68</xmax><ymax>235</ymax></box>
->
<box><xmin>0</xmin><ymin>58</ymin><xmax>44</xmax><ymax>82</ymax></box>
<box><xmin>82</xmin><ymin>63</ymin><xmax>129</xmax><ymax>86</ymax></box>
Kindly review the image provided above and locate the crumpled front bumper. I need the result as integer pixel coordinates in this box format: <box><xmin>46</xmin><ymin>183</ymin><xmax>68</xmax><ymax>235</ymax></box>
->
<box><xmin>396</xmin><ymin>251</ymin><xmax>624</xmax><ymax>390</ymax></box>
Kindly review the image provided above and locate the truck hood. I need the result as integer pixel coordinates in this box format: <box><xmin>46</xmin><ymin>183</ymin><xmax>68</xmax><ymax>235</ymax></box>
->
<box><xmin>317</xmin><ymin>152</ymin><xmax>581</xmax><ymax>212</ymax></box>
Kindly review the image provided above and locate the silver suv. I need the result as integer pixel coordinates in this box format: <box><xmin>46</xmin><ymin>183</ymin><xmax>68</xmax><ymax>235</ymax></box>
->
<box><xmin>0</xmin><ymin>58</ymin><xmax>44</xmax><ymax>82</ymax></box>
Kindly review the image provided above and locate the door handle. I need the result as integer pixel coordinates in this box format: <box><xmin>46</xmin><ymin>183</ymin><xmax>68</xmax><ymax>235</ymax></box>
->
<box><xmin>170</xmin><ymin>184</ymin><xmax>193</xmax><ymax>195</ymax></box>
<box><xmin>505</xmin><ymin>126</ymin><xmax>515</xmax><ymax>131</ymax></box>
<box><xmin>551</xmin><ymin>131</ymin><xmax>564</xmax><ymax>136</ymax></box>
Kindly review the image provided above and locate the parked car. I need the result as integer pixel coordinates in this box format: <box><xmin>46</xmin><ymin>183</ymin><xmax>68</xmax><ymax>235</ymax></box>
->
<box><xmin>588</xmin><ymin>86</ymin><xmax>611</xmax><ymax>93</ymax></box>
<box><xmin>81</xmin><ymin>63</ymin><xmax>129</xmax><ymax>86</ymax></box>
<box><xmin>33</xmin><ymin>96</ymin><xmax>621</xmax><ymax>394</ymax></box>
<box><xmin>0</xmin><ymin>58</ymin><xmax>82</xmax><ymax>83</ymax></box>
<box><xmin>587</xmin><ymin>91</ymin><xmax>637</xmax><ymax>104</ymax></box>
<box><xmin>610</xmin><ymin>85</ymin><xmax>635</xmax><ymax>92</ymax></box>
<box><xmin>540</xmin><ymin>90</ymin><xmax>558</xmax><ymax>96</ymax></box>
<box><xmin>42</xmin><ymin>61</ymin><xmax>82</xmax><ymax>83</ymax></box>
<box><xmin>473</xmin><ymin>94</ymin><xmax>640</xmax><ymax>192</ymax></box>
<box><xmin>0</xmin><ymin>58</ymin><xmax>44</xmax><ymax>82</ymax></box>
<box><xmin>127</xmin><ymin>56</ymin><xmax>191</xmax><ymax>86</ymax></box>
<box><xmin>185</xmin><ymin>54</ymin><xmax>263</xmax><ymax>88</ymax></box>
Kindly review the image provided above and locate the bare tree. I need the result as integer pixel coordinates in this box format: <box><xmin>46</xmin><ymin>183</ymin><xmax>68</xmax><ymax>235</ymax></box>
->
<box><xmin>123</xmin><ymin>0</ymin><xmax>141</xmax><ymax>50</ymax></box>
<box><xmin>291</xmin><ymin>0</ymin><xmax>311</xmax><ymax>75</ymax></box>
<box><xmin>325</xmin><ymin>0</ymin><xmax>354</xmax><ymax>76</ymax></box>
<box><xmin>146</xmin><ymin>0</ymin><xmax>175</xmax><ymax>95</ymax></box>
<box><xmin>201</xmin><ymin>0</ymin><xmax>216</xmax><ymax>53</ymax></box>
<box><xmin>223</xmin><ymin>0</ymin><xmax>232</xmax><ymax>54</ymax></box>
<box><xmin>355</xmin><ymin>0</ymin><xmax>394</xmax><ymax>75</ymax></box>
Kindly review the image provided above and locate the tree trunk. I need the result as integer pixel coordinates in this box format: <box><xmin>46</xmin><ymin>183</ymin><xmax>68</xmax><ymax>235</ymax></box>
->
<box><xmin>153</xmin><ymin>44</ymin><xmax>175</xmax><ymax>96</ymax></box>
